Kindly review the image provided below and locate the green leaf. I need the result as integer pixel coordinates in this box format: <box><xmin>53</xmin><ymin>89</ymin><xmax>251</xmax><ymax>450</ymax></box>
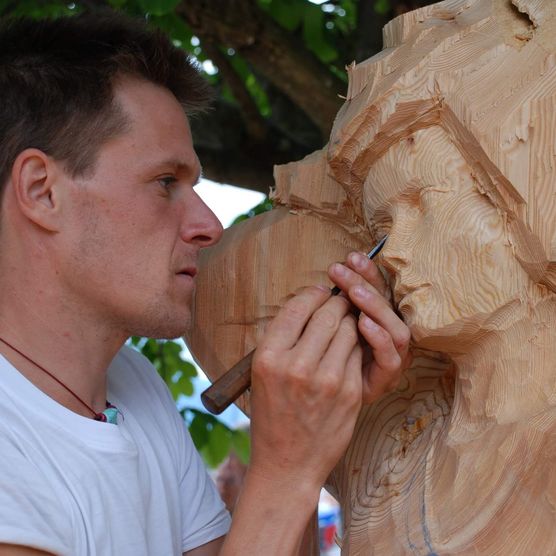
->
<box><xmin>231</xmin><ymin>430</ymin><xmax>251</xmax><ymax>465</ymax></box>
<box><xmin>232</xmin><ymin>214</ymin><xmax>249</xmax><ymax>224</ymax></box>
<box><xmin>169</xmin><ymin>368</ymin><xmax>195</xmax><ymax>399</ymax></box>
<box><xmin>303</xmin><ymin>4</ymin><xmax>338</xmax><ymax>63</ymax></box>
<box><xmin>161</xmin><ymin>340</ymin><xmax>183</xmax><ymax>365</ymax></box>
<box><xmin>251</xmin><ymin>198</ymin><xmax>274</xmax><ymax>215</ymax></box>
<box><xmin>268</xmin><ymin>0</ymin><xmax>304</xmax><ymax>31</ymax></box>
<box><xmin>132</xmin><ymin>338</ymin><xmax>196</xmax><ymax>389</ymax></box>
<box><xmin>140</xmin><ymin>338</ymin><xmax>162</xmax><ymax>372</ymax></box>
<box><xmin>231</xmin><ymin>197</ymin><xmax>273</xmax><ymax>225</ymax></box>
<box><xmin>226</xmin><ymin>53</ymin><xmax>271</xmax><ymax>117</ymax></box>
<box><xmin>140</xmin><ymin>338</ymin><xmax>157</xmax><ymax>360</ymax></box>
<box><xmin>374</xmin><ymin>0</ymin><xmax>390</xmax><ymax>16</ymax></box>
<box><xmin>137</xmin><ymin>0</ymin><xmax>180</xmax><ymax>16</ymax></box>
<box><xmin>333</xmin><ymin>0</ymin><xmax>357</xmax><ymax>34</ymax></box>
<box><xmin>0</xmin><ymin>0</ymin><xmax>78</xmax><ymax>18</ymax></box>
<box><xmin>189</xmin><ymin>413</ymin><xmax>210</xmax><ymax>450</ymax></box>
<box><xmin>329</xmin><ymin>63</ymin><xmax>348</xmax><ymax>84</ymax></box>
<box><xmin>203</xmin><ymin>423</ymin><xmax>231</xmax><ymax>468</ymax></box>
<box><xmin>164</xmin><ymin>340</ymin><xmax>181</xmax><ymax>356</ymax></box>
<box><xmin>185</xmin><ymin>409</ymin><xmax>245</xmax><ymax>468</ymax></box>
<box><xmin>168</xmin><ymin>360</ymin><xmax>197</xmax><ymax>401</ymax></box>
<box><xmin>245</xmin><ymin>74</ymin><xmax>271</xmax><ymax>117</ymax></box>
<box><xmin>149</xmin><ymin>13</ymin><xmax>193</xmax><ymax>46</ymax></box>
<box><xmin>179</xmin><ymin>361</ymin><xmax>197</xmax><ymax>378</ymax></box>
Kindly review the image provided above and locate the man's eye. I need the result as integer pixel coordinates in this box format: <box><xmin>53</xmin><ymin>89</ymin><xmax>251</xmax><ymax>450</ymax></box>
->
<box><xmin>158</xmin><ymin>176</ymin><xmax>177</xmax><ymax>189</ymax></box>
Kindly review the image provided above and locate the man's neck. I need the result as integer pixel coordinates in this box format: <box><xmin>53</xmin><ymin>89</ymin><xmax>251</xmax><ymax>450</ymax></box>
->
<box><xmin>0</xmin><ymin>278</ymin><xmax>127</xmax><ymax>418</ymax></box>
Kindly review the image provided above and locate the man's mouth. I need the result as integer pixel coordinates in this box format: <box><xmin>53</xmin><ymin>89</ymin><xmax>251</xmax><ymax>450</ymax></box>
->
<box><xmin>177</xmin><ymin>267</ymin><xmax>197</xmax><ymax>278</ymax></box>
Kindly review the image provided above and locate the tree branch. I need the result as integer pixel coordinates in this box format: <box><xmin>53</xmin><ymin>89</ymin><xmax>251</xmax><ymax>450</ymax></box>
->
<box><xmin>177</xmin><ymin>0</ymin><xmax>345</xmax><ymax>137</ymax></box>
<box><xmin>190</xmin><ymin>96</ymin><xmax>319</xmax><ymax>194</ymax></box>
<box><xmin>202</xmin><ymin>42</ymin><xmax>267</xmax><ymax>141</ymax></box>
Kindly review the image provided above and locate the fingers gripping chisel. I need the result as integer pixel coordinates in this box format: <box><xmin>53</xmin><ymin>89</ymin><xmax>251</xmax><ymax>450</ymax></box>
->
<box><xmin>200</xmin><ymin>235</ymin><xmax>388</xmax><ymax>414</ymax></box>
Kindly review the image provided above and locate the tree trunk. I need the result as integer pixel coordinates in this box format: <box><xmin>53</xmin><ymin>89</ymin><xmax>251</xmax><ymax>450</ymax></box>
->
<box><xmin>186</xmin><ymin>0</ymin><xmax>556</xmax><ymax>553</ymax></box>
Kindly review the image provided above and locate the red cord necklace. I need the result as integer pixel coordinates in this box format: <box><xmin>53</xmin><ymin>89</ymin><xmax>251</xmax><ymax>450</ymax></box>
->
<box><xmin>0</xmin><ymin>336</ymin><xmax>114</xmax><ymax>422</ymax></box>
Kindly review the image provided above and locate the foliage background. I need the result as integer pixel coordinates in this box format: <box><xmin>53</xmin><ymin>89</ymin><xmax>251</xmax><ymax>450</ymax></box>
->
<box><xmin>0</xmin><ymin>0</ymin><xmax>435</xmax><ymax>467</ymax></box>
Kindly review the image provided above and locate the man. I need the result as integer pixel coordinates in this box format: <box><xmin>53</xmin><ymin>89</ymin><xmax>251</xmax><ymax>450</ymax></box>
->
<box><xmin>0</xmin><ymin>12</ymin><xmax>410</xmax><ymax>555</ymax></box>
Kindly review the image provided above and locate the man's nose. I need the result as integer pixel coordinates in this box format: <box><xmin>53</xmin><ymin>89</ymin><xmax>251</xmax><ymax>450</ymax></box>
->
<box><xmin>180</xmin><ymin>189</ymin><xmax>224</xmax><ymax>247</ymax></box>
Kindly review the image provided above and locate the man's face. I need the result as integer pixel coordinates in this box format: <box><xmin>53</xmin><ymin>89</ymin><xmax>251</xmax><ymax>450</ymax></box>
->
<box><xmin>57</xmin><ymin>78</ymin><xmax>223</xmax><ymax>339</ymax></box>
<box><xmin>364</xmin><ymin>125</ymin><xmax>528</xmax><ymax>349</ymax></box>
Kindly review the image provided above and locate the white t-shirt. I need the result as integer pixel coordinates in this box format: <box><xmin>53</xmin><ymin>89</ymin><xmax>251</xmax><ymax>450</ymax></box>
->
<box><xmin>0</xmin><ymin>345</ymin><xmax>231</xmax><ymax>555</ymax></box>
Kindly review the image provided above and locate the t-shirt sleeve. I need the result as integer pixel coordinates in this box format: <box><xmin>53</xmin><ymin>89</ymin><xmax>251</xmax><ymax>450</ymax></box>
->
<box><xmin>178</xmin><ymin>421</ymin><xmax>231</xmax><ymax>553</ymax></box>
<box><xmin>0</xmin><ymin>435</ymin><xmax>73</xmax><ymax>555</ymax></box>
<box><xmin>116</xmin><ymin>347</ymin><xmax>231</xmax><ymax>552</ymax></box>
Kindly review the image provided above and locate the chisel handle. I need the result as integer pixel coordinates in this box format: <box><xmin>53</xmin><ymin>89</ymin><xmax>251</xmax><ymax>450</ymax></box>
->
<box><xmin>201</xmin><ymin>350</ymin><xmax>254</xmax><ymax>414</ymax></box>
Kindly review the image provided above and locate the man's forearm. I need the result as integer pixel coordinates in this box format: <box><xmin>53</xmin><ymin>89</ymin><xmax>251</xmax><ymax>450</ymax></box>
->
<box><xmin>219</xmin><ymin>469</ymin><xmax>320</xmax><ymax>556</ymax></box>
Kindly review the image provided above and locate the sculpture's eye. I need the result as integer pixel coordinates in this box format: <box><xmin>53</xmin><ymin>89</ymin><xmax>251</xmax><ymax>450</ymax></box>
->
<box><xmin>370</xmin><ymin>213</ymin><xmax>391</xmax><ymax>241</ymax></box>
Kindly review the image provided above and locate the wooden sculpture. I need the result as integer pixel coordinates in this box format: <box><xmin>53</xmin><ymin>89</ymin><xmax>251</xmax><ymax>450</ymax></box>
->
<box><xmin>186</xmin><ymin>0</ymin><xmax>556</xmax><ymax>553</ymax></box>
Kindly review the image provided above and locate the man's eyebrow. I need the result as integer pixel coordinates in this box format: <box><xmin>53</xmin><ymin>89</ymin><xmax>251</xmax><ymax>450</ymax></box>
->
<box><xmin>155</xmin><ymin>158</ymin><xmax>203</xmax><ymax>183</ymax></box>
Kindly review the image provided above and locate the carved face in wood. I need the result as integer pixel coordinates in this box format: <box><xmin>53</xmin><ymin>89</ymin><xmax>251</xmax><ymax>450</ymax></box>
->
<box><xmin>188</xmin><ymin>0</ymin><xmax>556</xmax><ymax>414</ymax></box>
<box><xmin>364</xmin><ymin>125</ymin><xmax>530</xmax><ymax>348</ymax></box>
<box><xmin>325</xmin><ymin>0</ymin><xmax>556</xmax><ymax>351</ymax></box>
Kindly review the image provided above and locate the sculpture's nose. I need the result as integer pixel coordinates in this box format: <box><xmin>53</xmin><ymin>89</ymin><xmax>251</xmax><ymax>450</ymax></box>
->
<box><xmin>378</xmin><ymin>224</ymin><xmax>411</xmax><ymax>277</ymax></box>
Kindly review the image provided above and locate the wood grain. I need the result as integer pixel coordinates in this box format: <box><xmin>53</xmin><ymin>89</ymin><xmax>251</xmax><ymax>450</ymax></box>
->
<box><xmin>187</xmin><ymin>0</ymin><xmax>556</xmax><ymax>553</ymax></box>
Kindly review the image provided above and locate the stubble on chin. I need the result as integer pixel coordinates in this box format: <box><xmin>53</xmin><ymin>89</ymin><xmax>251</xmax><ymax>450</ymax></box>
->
<box><xmin>125</xmin><ymin>298</ymin><xmax>192</xmax><ymax>340</ymax></box>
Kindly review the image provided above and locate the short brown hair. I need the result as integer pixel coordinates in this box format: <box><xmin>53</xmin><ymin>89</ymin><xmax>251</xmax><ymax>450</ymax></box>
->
<box><xmin>0</xmin><ymin>11</ymin><xmax>212</xmax><ymax>190</ymax></box>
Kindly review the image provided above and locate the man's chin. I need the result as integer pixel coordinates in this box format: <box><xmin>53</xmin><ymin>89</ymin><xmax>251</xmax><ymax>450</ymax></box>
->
<box><xmin>129</xmin><ymin>312</ymin><xmax>192</xmax><ymax>340</ymax></box>
<box><xmin>146</xmin><ymin>329</ymin><xmax>189</xmax><ymax>340</ymax></box>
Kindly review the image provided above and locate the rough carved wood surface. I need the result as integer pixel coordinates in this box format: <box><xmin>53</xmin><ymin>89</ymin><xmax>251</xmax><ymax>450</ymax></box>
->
<box><xmin>186</xmin><ymin>0</ymin><xmax>556</xmax><ymax>553</ymax></box>
<box><xmin>187</xmin><ymin>151</ymin><xmax>370</xmax><ymax>414</ymax></box>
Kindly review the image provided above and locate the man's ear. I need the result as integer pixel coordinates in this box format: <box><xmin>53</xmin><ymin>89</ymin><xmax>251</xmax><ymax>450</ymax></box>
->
<box><xmin>10</xmin><ymin>148</ymin><xmax>66</xmax><ymax>232</ymax></box>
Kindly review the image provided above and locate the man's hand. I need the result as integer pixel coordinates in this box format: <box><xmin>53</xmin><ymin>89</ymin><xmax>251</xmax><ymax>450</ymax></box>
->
<box><xmin>249</xmin><ymin>285</ymin><xmax>363</xmax><ymax>489</ymax></box>
<box><xmin>246</xmin><ymin>250</ymin><xmax>411</xmax><ymax>489</ymax></box>
<box><xmin>328</xmin><ymin>250</ymin><xmax>412</xmax><ymax>403</ymax></box>
<box><xmin>221</xmin><ymin>285</ymin><xmax>361</xmax><ymax>555</ymax></box>
<box><xmin>220</xmin><ymin>254</ymin><xmax>410</xmax><ymax>555</ymax></box>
